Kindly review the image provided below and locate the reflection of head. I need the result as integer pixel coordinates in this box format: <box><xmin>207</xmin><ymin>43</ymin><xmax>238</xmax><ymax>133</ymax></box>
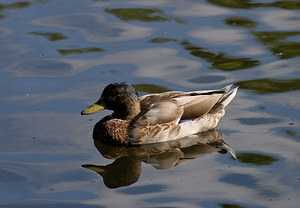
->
<box><xmin>83</xmin><ymin>157</ymin><xmax>141</xmax><ymax>189</ymax></box>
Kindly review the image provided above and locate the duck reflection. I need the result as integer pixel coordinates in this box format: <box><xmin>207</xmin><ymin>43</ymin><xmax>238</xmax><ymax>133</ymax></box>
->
<box><xmin>82</xmin><ymin>127</ymin><xmax>236</xmax><ymax>189</ymax></box>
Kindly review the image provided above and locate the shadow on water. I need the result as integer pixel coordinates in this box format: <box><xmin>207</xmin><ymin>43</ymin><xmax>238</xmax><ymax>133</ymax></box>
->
<box><xmin>235</xmin><ymin>78</ymin><xmax>300</xmax><ymax>94</ymax></box>
<box><xmin>234</xmin><ymin>152</ymin><xmax>279</xmax><ymax>166</ymax></box>
<box><xmin>252</xmin><ymin>31</ymin><xmax>300</xmax><ymax>59</ymax></box>
<box><xmin>105</xmin><ymin>8</ymin><xmax>185</xmax><ymax>23</ymax></box>
<box><xmin>0</xmin><ymin>2</ymin><xmax>31</xmax><ymax>20</ymax></box>
<box><xmin>82</xmin><ymin>128</ymin><xmax>235</xmax><ymax>189</ymax></box>
<box><xmin>224</xmin><ymin>16</ymin><xmax>258</xmax><ymax>28</ymax></box>
<box><xmin>207</xmin><ymin>0</ymin><xmax>300</xmax><ymax>9</ymax></box>
<box><xmin>150</xmin><ymin>40</ymin><xmax>261</xmax><ymax>71</ymax></box>
<box><xmin>181</xmin><ymin>41</ymin><xmax>260</xmax><ymax>71</ymax></box>
<box><xmin>28</xmin><ymin>31</ymin><xmax>69</xmax><ymax>41</ymax></box>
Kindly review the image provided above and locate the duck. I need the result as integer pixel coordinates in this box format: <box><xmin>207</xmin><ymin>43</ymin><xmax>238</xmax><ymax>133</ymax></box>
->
<box><xmin>81</xmin><ymin>82</ymin><xmax>238</xmax><ymax>145</ymax></box>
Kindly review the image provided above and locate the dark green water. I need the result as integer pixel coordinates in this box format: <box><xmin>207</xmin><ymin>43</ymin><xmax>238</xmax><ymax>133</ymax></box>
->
<box><xmin>1</xmin><ymin>0</ymin><xmax>300</xmax><ymax>207</ymax></box>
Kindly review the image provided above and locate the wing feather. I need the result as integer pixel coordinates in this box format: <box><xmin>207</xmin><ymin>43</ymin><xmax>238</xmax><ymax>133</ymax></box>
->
<box><xmin>133</xmin><ymin>99</ymin><xmax>184</xmax><ymax>127</ymax></box>
<box><xmin>174</xmin><ymin>94</ymin><xmax>224</xmax><ymax>119</ymax></box>
<box><xmin>139</xmin><ymin>87</ymin><xmax>229</xmax><ymax>121</ymax></box>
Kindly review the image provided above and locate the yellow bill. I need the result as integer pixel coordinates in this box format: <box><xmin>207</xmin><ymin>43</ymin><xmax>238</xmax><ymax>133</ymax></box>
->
<box><xmin>81</xmin><ymin>104</ymin><xmax>105</xmax><ymax>115</ymax></box>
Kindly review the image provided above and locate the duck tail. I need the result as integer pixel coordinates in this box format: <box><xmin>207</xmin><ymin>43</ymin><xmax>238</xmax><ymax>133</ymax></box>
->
<box><xmin>210</xmin><ymin>86</ymin><xmax>238</xmax><ymax>112</ymax></box>
<box><xmin>220</xmin><ymin>84</ymin><xmax>233</xmax><ymax>93</ymax></box>
<box><xmin>219</xmin><ymin>86</ymin><xmax>238</xmax><ymax>108</ymax></box>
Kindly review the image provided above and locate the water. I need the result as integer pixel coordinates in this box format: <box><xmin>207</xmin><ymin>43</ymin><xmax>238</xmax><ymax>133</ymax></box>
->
<box><xmin>1</xmin><ymin>0</ymin><xmax>300</xmax><ymax>207</ymax></box>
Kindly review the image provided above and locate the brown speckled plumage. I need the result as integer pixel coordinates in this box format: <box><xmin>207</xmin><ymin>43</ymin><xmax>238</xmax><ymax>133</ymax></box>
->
<box><xmin>93</xmin><ymin>116</ymin><xmax>130</xmax><ymax>145</ymax></box>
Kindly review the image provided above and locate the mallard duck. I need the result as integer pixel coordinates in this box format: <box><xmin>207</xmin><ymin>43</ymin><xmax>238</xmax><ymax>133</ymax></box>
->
<box><xmin>81</xmin><ymin>82</ymin><xmax>238</xmax><ymax>145</ymax></box>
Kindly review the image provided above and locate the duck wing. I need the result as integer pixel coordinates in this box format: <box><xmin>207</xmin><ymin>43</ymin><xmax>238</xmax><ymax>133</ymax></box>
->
<box><xmin>133</xmin><ymin>99</ymin><xmax>184</xmax><ymax>127</ymax></box>
<box><xmin>173</xmin><ymin>92</ymin><xmax>225</xmax><ymax>120</ymax></box>
<box><xmin>139</xmin><ymin>85</ymin><xmax>231</xmax><ymax>120</ymax></box>
<box><xmin>129</xmin><ymin>99</ymin><xmax>184</xmax><ymax>144</ymax></box>
<box><xmin>139</xmin><ymin>91</ymin><xmax>182</xmax><ymax>110</ymax></box>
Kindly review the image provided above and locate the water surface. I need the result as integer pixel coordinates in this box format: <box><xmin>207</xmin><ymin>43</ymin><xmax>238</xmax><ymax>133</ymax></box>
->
<box><xmin>1</xmin><ymin>0</ymin><xmax>300</xmax><ymax>207</ymax></box>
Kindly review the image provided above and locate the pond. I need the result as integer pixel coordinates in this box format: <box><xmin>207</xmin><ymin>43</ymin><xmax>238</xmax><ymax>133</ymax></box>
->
<box><xmin>1</xmin><ymin>0</ymin><xmax>300</xmax><ymax>207</ymax></box>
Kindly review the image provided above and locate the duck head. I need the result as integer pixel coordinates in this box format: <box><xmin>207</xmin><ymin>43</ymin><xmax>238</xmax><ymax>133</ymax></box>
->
<box><xmin>81</xmin><ymin>82</ymin><xmax>141</xmax><ymax>120</ymax></box>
